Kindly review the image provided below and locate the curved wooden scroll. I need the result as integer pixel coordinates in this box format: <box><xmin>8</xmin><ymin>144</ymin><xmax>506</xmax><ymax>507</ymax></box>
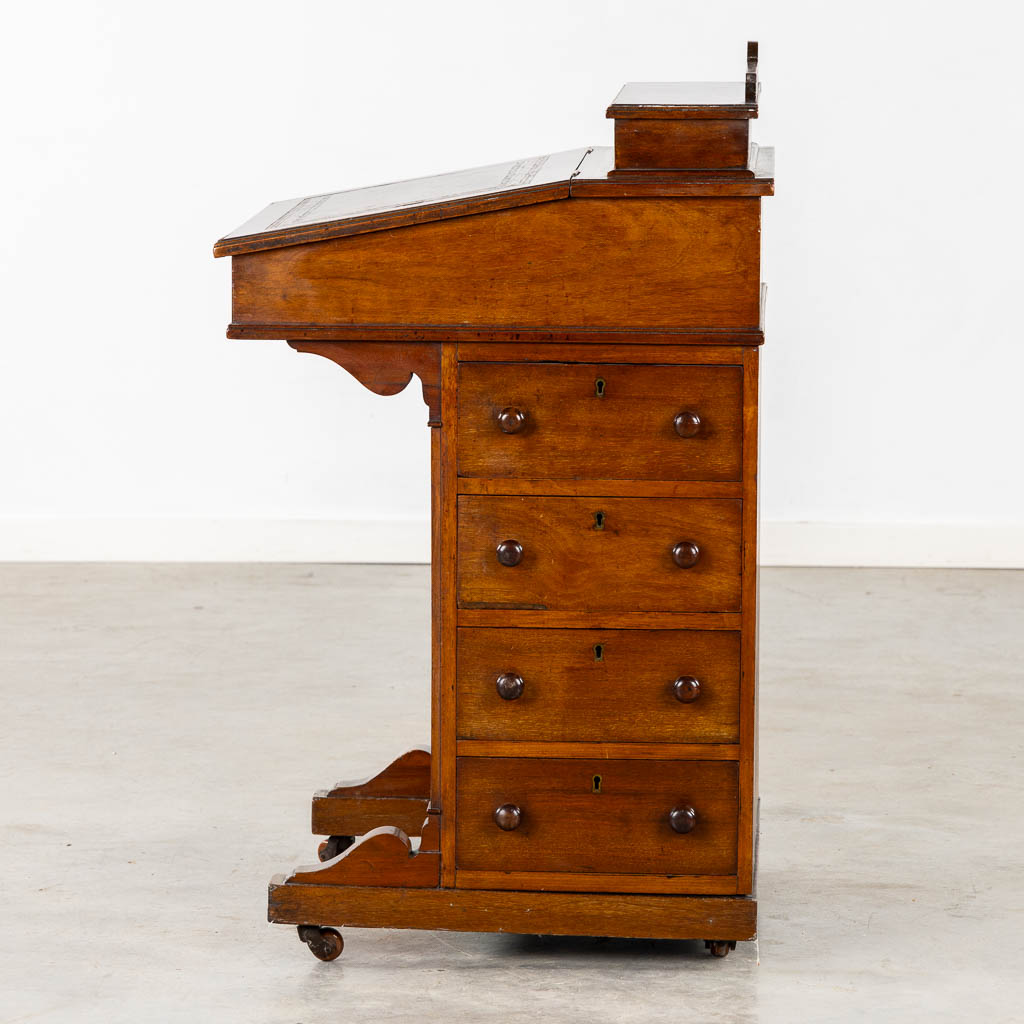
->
<box><xmin>311</xmin><ymin>748</ymin><xmax>432</xmax><ymax>838</ymax></box>
<box><xmin>290</xmin><ymin>814</ymin><xmax>440</xmax><ymax>887</ymax></box>
<box><xmin>289</xmin><ymin>341</ymin><xmax>441</xmax><ymax>425</ymax></box>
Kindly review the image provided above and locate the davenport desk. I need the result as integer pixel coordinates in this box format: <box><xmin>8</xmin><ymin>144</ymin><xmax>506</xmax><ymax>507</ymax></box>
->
<box><xmin>214</xmin><ymin>43</ymin><xmax>773</xmax><ymax>961</ymax></box>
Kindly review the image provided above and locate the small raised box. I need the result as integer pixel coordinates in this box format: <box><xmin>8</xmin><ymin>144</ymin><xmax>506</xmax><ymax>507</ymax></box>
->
<box><xmin>607</xmin><ymin>41</ymin><xmax>759</xmax><ymax>173</ymax></box>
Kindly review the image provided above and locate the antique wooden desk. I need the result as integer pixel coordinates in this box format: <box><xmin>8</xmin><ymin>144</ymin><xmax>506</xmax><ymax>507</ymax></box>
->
<box><xmin>214</xmin><ymin>43</ymin><xmax>773</xmax><ymax>961</ymax></box>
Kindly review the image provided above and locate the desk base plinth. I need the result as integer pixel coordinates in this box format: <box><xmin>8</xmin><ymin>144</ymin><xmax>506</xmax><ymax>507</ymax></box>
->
<box><xmin>269</xmin><ymin>878</ymin><xmax>756</xmax><ymax>955</ymax></box>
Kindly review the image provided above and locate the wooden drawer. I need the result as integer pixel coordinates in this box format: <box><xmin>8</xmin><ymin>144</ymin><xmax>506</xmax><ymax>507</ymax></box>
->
<box><xmin>457</xmin><ymin>361</ymin><xmax>742</xmax><ymax>481</ymax></box>
<box><xmin>457</xmin><ymin>496</ymin><xmax>742</xmax><ymax>613</ymax></box>
<box><xmin>457</xmin><ymin>628</ymin><xmax>740</xmax><ymax>743</ymax></box>
<box><xmin>456</xmin><ymin>757</ymin><xmax>738</xmax><ymax>876</ymax></box>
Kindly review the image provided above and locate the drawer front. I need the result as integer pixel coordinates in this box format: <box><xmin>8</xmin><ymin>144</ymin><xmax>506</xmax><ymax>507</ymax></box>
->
<box><xmin>457</xmin><ymin>362</ymin><xmax>743</xmax><ymax>481</ymax></box>
<box><xmin>456</xmin><ymin>757</ymin><xmax>738</xmax><ymax>875</ymax></box>
<box><xmin>457</xmin><ymin>496</ymin><xmax>742</xmax><ymax>613</ymax></box>
<box><xmin>457</xmin><ymin>628</ymin><xmax>740</xmax><ymax>743</ymax></box>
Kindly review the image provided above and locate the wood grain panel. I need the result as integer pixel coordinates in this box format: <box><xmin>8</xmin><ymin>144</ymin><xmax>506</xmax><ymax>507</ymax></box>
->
<box><xmin>738</xmin><ymin>346</ymin><xmax>760</xmax><ymax>894</ymax></box>
<box><xmin>455</xmin><ymin>343</ymin><xmax>752</xmax><ymax>363</ymax></box>
<box><xmin>457</xmin><ymin>362</ymin><xmax>742</xmax><ymax>481</ymax></box>
<box><xmin>455</xmin><ymin>870</ymin><xmax>738</xmax><ymax>895</ymax></box>
<box><xmin>230</xmin><ymin>325</ymin><xmax>765</xmax><ymax>345</ymax></box>
<box><xmin>439</xmin><ymin>343</ymin><xmax>459</xmax><ymax>885</ymax></box>
<box><xmin>457</xmin><ymin>478</ymin><xmax>742</xmax><ymax>498</ymax></box>
<box><xmin>311</xmin><ymin>796</ymin><xmax>429</xmax><ymax>838</ymax></box>
<box><xmin>614</xmin><ymin>119</ymin><xmax>749</xmax><ymax>170</ymax></box>
<box><xmin>455</xmin><ymin>741</ymin><xmax>739</xmax><ymax>760</ymax></box>
<box><xmin>268</xmin><ymin>881</ymin><xmax>757</xmax><ymax>940</ymax></box>
<box><xmin>456</xmin><ymin>627</ymin><xmax>740</xmax><ymax>743</ymax></box>
<box><xmin>457</xmin><ymin>496</ymin><xmax>742</xmax><ymax>613</ymax></box>
<box><xmin>456</xmin><ymin>757</ymin><xmax>738</xmax><ymax>875</ymax></box>
<box><xmin>456</xmin><ymin>609</ymin><xmax>741</xmax><ymax>630</ymax></box>
<box><xmin>231</xmin><ymin>198</ymin><xmax>762</xmax><ymax>330</ymax></box>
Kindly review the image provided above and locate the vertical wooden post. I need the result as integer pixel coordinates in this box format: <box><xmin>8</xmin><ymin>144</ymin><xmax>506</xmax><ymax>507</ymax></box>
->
<box><xmin>439</xmin><ymin>342</ymin><xmax>459</xmax><ymax>886</ymax></box>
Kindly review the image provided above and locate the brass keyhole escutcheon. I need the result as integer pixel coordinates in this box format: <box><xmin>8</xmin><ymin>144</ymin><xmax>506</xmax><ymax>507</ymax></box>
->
<box><xmin>592</xmin><ymin>774</ymin><xmax>602</xmax><ymax>794</ymax></box>
<box><xmin>595</xmin><ymin>377</ymin><xmax>606</xmax><ymax>397</ymax></box>
<box><xmin>593</xmin><ymin>643</ymin><xmax>604</xmax><ymax>662</ymax></box>
<box><xmin>593</xmin><ymin>511</ymin><xmax>605</xmax><ymax>530</ymax></box>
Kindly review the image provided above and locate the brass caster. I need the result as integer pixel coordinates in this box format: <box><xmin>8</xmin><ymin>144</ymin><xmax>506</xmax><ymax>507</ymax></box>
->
<box><xmin>317</xmin><ymin>835</ymin><xmax>356</xmax><ymax>861</ymax></box>
<box><xmin>298</xmin><ymin>925</ymin><xmax>344</xmax><ymax>961</ymax></box>
<box><xmin>705</xmin><ymin>940</ymin><xmax>737</xmax><ymax>958</ymax></box>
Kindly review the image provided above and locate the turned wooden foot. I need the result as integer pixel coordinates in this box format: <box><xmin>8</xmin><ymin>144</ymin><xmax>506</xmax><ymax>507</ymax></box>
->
<box><xmin>297</xmin><ymin>925</ymin><xmax>344</xmax><ymax>961</ymax></box>
<box><xmin>705</xmin><ymin>940</ymin><xmax>737</xmax><ymax>958</ymax></box>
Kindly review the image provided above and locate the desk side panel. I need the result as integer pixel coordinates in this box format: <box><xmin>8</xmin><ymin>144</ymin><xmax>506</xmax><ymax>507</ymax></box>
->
<box><xmin>231</xmin><ymin>198</ymin><xmax>761</xmax><ymax>331</ymax></box>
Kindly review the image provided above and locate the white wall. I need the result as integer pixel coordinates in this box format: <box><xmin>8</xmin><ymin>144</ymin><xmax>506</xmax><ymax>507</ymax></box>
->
<box><xmin>3</xmin><ymin>0</ymin><xmax>1022</xmax><ymax>566</ymax></box>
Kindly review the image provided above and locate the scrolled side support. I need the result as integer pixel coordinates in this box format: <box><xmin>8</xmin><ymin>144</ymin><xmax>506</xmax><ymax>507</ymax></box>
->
<box><xmin>289</xmin><ymin>341</ymin><xmax>442</xmax><ymax>425</ymax></box>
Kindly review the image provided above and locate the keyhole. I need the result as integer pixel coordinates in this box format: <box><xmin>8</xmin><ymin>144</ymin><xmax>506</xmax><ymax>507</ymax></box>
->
<box><xmin>593</xmin><ymin>511</ymin><xmax>605</xmax><ymax>531</ymax></box>
<box><xmin>593</xmin><ymin>644</ymin><xmax>604</xmax><ymax>662</ymax></box>
<box><xmin>595</xmin><ymin>378</ymin><xmax>606</xmax><ymax>397</ymax></box>
<box><xmin>592</xmin><ymin>774</ymin><xmax>602</xmax><ymax>793</ymax></box>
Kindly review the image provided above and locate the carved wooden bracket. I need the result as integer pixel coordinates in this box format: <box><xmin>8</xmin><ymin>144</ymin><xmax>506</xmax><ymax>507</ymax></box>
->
<box><xmin>289</xmin><ymin>341</ymin><xmax>441</xmax><ymax>426</ymax></box>
<box><xmin>318</xmin><ymin>748</ymin><xmax>431</xmax><ymax>800</ymax></box>
<box><xmin>311</xmin><ymin>748</ymin><xmax>432</xmax><ymax>837</ymax></box>
<box><xmin>289</xmin><ymin>813</ymin><xmax>440</xmax><ymax>888</ymax></box>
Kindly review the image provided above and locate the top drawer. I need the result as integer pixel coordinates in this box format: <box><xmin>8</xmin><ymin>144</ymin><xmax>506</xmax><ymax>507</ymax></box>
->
<box><xmin>457</xmin><ymin>362</ymin><xmax>742</xmax><ymax>481</ymax></box>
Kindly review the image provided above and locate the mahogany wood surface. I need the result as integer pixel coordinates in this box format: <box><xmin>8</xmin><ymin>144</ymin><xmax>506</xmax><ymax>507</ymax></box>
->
<box><xmin>456</xmin><ymin>627</ymin><xmax>740</xmax><ymax>743</ymax></box>
<box><xmin>439</xmin><ymin>344</ymin><xmax>459</xmax><ymax>887</ymax></box>
<box><xmin>572</xmin><ymin>146</ymin><xmax>773</xmax><ymax>198</ymax></box>
<box><xmin>456</xmin><ymin>362</ymin><xmax>742</xmax><ymax>481</ymax></box>
<box><xmin>288</xmin><ymin>824</ymin><xmax>439</xmax><ymax>887</ymax></box>
<box><xmin>455</xmin><ymin>741</ymin><xmax>739</xmax><ymax>760</ymax></box>
<box><xmin>606</xmin><ymin>82</ymin><xmax>757</xmax><ymax>119</ymax></box>
<box><xmin>311</xmin><ymin>796</ymin><xmax>429</xmax><ymax>839</ymax></box>
<box><xmin>455</xmin><ymin>757</ymin><xmax>738</xmax><ymax>876</ymax></box>
<box><xmin>457</xmin><ymin>479</ymin><xmax>743</xmax><ymax>499</ymax></box>
<box><xmin>614</xmin><ymin>119</ymin><xmax>749</xmax><ymax>171</ymax></box>
<box><xmin>430</xmin><ymin>427</ymin><xmax>442</xmax><ymax>809</ymax></box>
<box><xmin>455</xmin><ymin>343</ymin><xmax>756</xmax><ymax>364</ymax></box>
<box><xmin>457</xmin><ymin>496</ymin><xmax>742</xmax><ymax>613</ymax></box>
<box><xmin>231</xmin><ymin>324</ymin><xmax>765</xmax><ymax>345</ymax></box>
<box><xmin>268</xmin><ymin>882</ymin><xmax>757</xmax><ymax>941</ymax></box>
<box><xmin>310</xmin><ymin>748</ymin><xmax>432</xmax><ymax>837</ymax></box>
<box><xmin>317</xmin><ymin>748</ymin><xmax>431</xmax><ymax>799</ymax></box>
<box><xmin>454</xmin><ymin>870</ymin><xmax>740</xmax><ymax>896</ymax></box>
<box><xmin>230</xmin><ymin>199</ymin><xmax>762</xmax><ymax>330</ymax></box>
<box><xmin>456</xmin><ymin>745</ymin><xmax>737</xmax><ymax>761</ymax></box>
<box><xmin>456</xmin><ymin>609</ymin><xmax>742</xmax><ymax>630</ymax></box>
<box><xmin>226</xmin><ymin>50</ymin><xmax>772</xmax><ymax>952</ymax></box>
<box><xmin>737</xmin><ymin>347</ymin><xmax>760</xmax><ymax>893</ymax></box>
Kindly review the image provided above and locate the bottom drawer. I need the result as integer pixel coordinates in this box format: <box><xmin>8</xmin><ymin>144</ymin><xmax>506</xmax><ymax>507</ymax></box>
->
<box><xmin>455</xmin><ymin>757</ymin><xmax>738</xmax><ymax>877</ymax></box>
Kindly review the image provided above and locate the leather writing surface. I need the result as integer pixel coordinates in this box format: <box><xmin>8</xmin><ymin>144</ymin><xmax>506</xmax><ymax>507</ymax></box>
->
<box><xmin>220</xmin><ymin>148</ymin><xmax>589</xmax><ymax>244</ymax></box>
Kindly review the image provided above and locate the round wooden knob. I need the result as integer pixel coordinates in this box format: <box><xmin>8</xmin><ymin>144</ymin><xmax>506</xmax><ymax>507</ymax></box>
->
<box><xmin>496</xmin><ymin>540</ymin><xmax>523</xmax><ymax>567</ymax></box>
<box><xmin>498</xmin><ymin>407</ymin><xmax>527</xmax><ymax>434</ymax></box>
<box><xmin>673</xmin><ymin>676</ymin><xmax>701</xmax><ymax>703</ymax></box>
<box><xmin>672</xmin><ymin>541</ymin><xmax>701</xmax><ymax>568</ymax></box>
<box><xmin>494</xmin><ymin>804</ymin><xmax>522</xmax><ymax>830</ymax></box>
<box><xmin>669</xmin><ymin>805</ymin><xmax>697</xmax><ymax>834</ymax></box>
<box><xmin>495</xmin><ymin>672</ymin><xmax>524</xmax><ymax>700</ymax></box>
<box><xmin>674</xmin><ymin>411</ymin><xmax>702</xmax><ymax>437</ymax></box>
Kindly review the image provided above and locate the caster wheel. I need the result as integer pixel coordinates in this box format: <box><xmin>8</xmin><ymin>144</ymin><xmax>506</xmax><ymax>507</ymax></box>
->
<box><xmin>298</xmin><ymin>925</ymin><xmax>344</xmax><ymax>961</ymax></box>
<box><xmin>705</xmin><ymin>940</ymin><xmax>736</xmax><ymax>958</ymax></box>
<box><xmin>318</xmin><ymin>835</ymin><xmax>356</xmax><ymax>861</ymax></box>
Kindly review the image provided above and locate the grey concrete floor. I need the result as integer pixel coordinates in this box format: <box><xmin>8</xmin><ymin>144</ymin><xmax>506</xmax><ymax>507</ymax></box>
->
<box><xmin>1</xmin><ymin>565</ymin><xmax>1022</xmax><ymax>1023</ymax></box>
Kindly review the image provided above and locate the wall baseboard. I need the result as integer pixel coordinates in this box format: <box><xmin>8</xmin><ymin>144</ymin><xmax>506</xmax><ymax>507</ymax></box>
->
<box><xmin>0</xmin><ymin>517</ymin><xmax>431</xmax><ymax>564</ymax></box>
<box><xmin>759</xmin><ymin>521</ymin><xmax>1024</xmax><ymax>569</ymax></box>
<box><xmin>0</xmin><ymin>517</ymin><xmax>1020</xmax><ymax>568</ymax></box>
